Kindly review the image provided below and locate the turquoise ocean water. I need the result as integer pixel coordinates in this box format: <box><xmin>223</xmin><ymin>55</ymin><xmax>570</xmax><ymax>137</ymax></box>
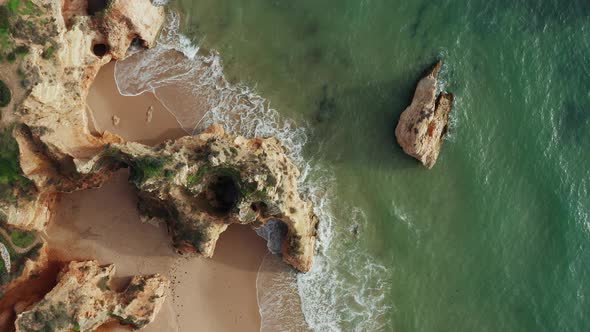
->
<box><xmin>122</xmin><ymin>1</ymin><xmax>590</xmax><ymax>330</ymax></box>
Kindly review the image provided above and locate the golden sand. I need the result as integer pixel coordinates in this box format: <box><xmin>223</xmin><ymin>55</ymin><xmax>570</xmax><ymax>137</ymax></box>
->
<box><xmin>47</xmin><ymin>62</ymin><xmax>269</xmax><ymax>331</ymax></box>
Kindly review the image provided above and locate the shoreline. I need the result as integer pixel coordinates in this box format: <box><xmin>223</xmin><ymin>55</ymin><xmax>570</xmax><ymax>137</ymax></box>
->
<box><xmin>46</xmin><ymin>62</ymin><xmax>271</xmax><ymax>331</ymax></box>
<box><xmin>86</xmin><ymin>62</ymin><xmax>187</xmax><ymax>145</ymax></box>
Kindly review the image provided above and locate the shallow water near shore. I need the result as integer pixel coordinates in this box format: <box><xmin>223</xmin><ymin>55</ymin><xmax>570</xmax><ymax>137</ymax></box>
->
<box><xmin>121</xmin><ymin>0</ymin><xmax>590</xmax><ymax>331</ymax></box>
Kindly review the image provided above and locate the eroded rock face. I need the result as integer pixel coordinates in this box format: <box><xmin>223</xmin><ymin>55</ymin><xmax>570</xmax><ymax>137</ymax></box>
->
<box><xmin>1</xmin><ymin>0</ymin><xmax>164</xmax><ymax>231</ymax></box>
<box><xmin>2</xmin><ymin>4</ymin><xmax>318</xmax><ymax>331</ymax></box>
<box><xmin>15</xmin><ymin>261</ymin><xmax>169</xmax><ymax>332</ymax></box>
<box><xmin>20</xmin><ymin>0</ymin><xmax>164</xmax><ymax>160</ymax></box>
<box><xmin>395</xmin><ymin>61</ymin><xmax>454</xmax><ymax>168</ymax></box>
<box><xmin>1</xmin><ymin>1</ymin><xmax>170</xmax><ymax>329</ymax></box>
<box><xmin>82</xmin><ymin>124</ymin><xmax>319</xmax><ymax>272</ymax></box>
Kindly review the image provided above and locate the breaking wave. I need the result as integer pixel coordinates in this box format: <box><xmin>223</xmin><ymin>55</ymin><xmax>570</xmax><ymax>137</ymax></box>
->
<box><xmin>114</xmin><ymin>12</ymin><xmax>391</xmax><ymax>331</ymax></box>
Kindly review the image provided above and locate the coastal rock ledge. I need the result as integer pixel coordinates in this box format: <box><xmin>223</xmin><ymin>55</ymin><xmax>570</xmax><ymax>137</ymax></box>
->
<box><xmin>15</xmin><ymin>261</ymin><xmax>169</xmax><ymax>332</ymax></box>
<box><xmin>81</xmin><ymin>124</ymin><xmax>319</xmax><ymax>273</ymax></box>
<box><xmin>1</xmin><ymin>0</ymin><xmax>318</xmax><ymax>329</ymax></box>
<box><xmin>395</xmin><ymin>61</ymin><xmax>454</xmax><ymax>168</ymax></box>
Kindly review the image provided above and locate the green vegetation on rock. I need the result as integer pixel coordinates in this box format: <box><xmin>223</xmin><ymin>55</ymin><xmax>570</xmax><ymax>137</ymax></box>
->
<box><xmin>132</xmin><ymin>156</ymin><xmax>167</xmax><ymax>181</ymax></box>
<box><xmin>41</xmin><ymin>45</ymin><xmax>54</xmax><ymax>59</ymax></box>
<box><xmin>0</xmin><ymin>80</ymin><xmax>10</xmax><ymax>107</ymax></box>
<box><xmin>17</xmin><ymin>301</ymin><xmax>76</xmax><ymax>332</ymax></box>
<box><xmin>10</xmin><ymin>229</ymin><xmax>35</xmax><ymax>248</ymax></box>
<box><xmin>104</xmin><ymin>147</ymin><xmax>170</xmax><ymax>183</ymax></box>
<box><xmin>7</xmin><ymin>0</ymin><xmax>41</xmax><ymax>16</ymax></box>
<box><xmin>98</xmin><ymin>276</ymin><xmax>110</xmax><ymax>291</ymax></box>
<box><xmin>0</xmin><ymin>126</ymin><xmax>35</xmax><ymax>204</ymax></box>
<box><xmin>0</xmin><ymin>0</ymin><xmax>44</xmax><ymax>62</ymax></box>
<box><xmin>6</xmin><ymin>0</ymin><xmax>20</xmax><ymax>13</ymax></box>
<box><xmin>109</xmin><ymin>313</ymin><xmax>149</xmax><ymax>329</ymax></box>
<box><xmin>126</xmin><ymin>281</ymin><xmax>145</xmax><ymax>294</ymax></box>
<box><xmin>0</xmin><ymin>7</ymin><xmax>11</xmax><ymax>53</ymax></box>
<box><xmin>0</xmin><ymin>226</ymin><xmax>41</xmax><ymax>284</ymax></box>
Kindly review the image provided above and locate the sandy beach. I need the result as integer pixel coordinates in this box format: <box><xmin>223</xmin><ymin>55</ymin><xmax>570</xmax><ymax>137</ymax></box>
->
<box><xmin>46</xmin><ymin>61</ymin><xmax>270</xmax><ymax>332</ymax></box>
<box><xmin>86</xmin><ymin>62</ymin><xmax>187</xmax><ymax>145</ymax></box>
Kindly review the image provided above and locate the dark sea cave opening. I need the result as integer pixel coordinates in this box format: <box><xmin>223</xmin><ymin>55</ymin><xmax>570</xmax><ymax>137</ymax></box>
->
<box><xmin>92</xmin><ymin>43</ymin><xmax>108</xmax><ymax>57</ymax></box>
<box><xmin>198</xmin><ymin>175</ymin><xmax>240</xmax><ymax>216</ymax></box>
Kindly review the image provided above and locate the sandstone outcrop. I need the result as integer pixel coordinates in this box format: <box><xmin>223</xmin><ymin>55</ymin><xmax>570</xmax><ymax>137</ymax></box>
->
<box><xmin>1</xmin><ymin>0</ymin><xmax>318</xmax><ymax>330</ymax></box>
<box><xmin>20</xmin><ymin>0</ymin><xmax>164</xmax><ymax>159</ymax></box>
<box><xmin>15</xmin><ymin>260</ymin><xmax>169</xmax><ymax>332</ymax></box>
<box><xmin>1</xmin><ymin>0</ymin><xmax>164</xmax><ymax>231</ymax></box>
<box><xmin>395</xmin><ymin>61</ymin><xmax>454</xmax><ymax>168</ymax></box>
<box><xmin>82</xmin><ymin>124</ymin><xmax>319</xmax><ymax>272</ymax></box>
<box><xmin>1</xmin><ymin>1</ymin><xmax>170</xmax><ymax>329</ymax></box>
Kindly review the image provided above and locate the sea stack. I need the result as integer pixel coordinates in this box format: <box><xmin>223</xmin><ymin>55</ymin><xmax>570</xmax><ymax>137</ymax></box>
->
<box><xmin>395</xmin><ymin>61</ymin><xmax>454</xmax><ymax>169</ymax></box>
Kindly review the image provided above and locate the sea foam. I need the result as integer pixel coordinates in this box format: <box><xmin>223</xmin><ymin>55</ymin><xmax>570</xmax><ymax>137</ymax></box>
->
<box><xmin>114</xmin><ymin>12</ymin><xmax>391</xmax><ymax>331</ymax></box>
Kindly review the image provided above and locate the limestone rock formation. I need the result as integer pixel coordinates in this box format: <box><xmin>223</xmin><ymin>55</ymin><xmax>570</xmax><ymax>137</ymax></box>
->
<box><xmin>20</xmin><ymin>0</ymin><xmax>164</xmax><ymax>160</ymax></box>
<box><xmin>2</xmin><ymin>0</ymin><xmax>317</xmax><ymax>274</ymax></box>
<box><xmin>1</xmin><ymin>4</ymin><xmax>318</xmax><ymax>331</ymax></box>
<box><xmin>82</xmin><ymin>124</ymin><xmax>319</xmax><ymax>272</ymax></box>
<box><xmin>1</xmin><ymin>1</ymin><xmax>170</xmax><ymax>329</ymax></box>
<box><xmin>395</xmin><ymin>61</ymin><xmax>454</xmax><ymax>168</ymax></box>
<box><xmin>1</xmin><ymin>0</ymin><xmax>164</xmax><ymax>231</ymax></box>
<box><xmin>15</xmin><ymin>260</ymin><xmax>169</xmax><ymax>332</ymax></box>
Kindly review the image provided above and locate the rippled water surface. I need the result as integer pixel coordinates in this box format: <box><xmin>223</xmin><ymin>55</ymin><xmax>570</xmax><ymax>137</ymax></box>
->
<box><xmin>132</xmin><ymin>1</ymin><xmax>590</xmax><ymax>330</ymax></box>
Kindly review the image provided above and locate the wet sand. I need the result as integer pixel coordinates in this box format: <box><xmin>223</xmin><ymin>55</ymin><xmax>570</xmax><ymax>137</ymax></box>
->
<box><xmin>86</xmin><ymin>62</ymin><xmax>187</xmax><ymax>145</ymax></box>
<box><xmin>45</xmin><ymin>62</ymin><xmax>269</xmax><ymax>331</ymax></box>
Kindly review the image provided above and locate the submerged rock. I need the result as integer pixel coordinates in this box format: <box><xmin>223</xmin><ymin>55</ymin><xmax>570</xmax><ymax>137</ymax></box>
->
<box><xmin>15</xmin><ymin>261</ymin><xmax>169</xmax><ymax>332</ymax></box>
<box><xmin>395</xmin><ymin>61</ymin><xmax>454</xmax><ymax>168</ymax></box>
<box><xmin>82</xmin><ymin>124</ymin><xmax>319</xmax><ymax>272</ymax></box>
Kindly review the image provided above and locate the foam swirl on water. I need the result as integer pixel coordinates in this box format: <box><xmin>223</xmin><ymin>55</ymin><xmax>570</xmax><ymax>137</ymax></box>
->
<box><xmin>114</xmin><ymin>13</ymin><xmax>391</xmax><ymax>331</ymax></box>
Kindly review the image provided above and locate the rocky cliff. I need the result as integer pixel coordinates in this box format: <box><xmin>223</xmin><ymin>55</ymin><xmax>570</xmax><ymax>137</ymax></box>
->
<box><xmin>395</xmin><ymin>61</ymin><xmax>454</xmax><ymax>168</ymax></box>
<box><xmin>1</xmin><ymin>0</ymin><xmax>317</xmax><ymax>329</ymax></box>
<box><xmin>82</xmin><ymin>124</ymin><xmax>318</xmax><ymax>272</ymax></box>
<box><xmin>2</xmin><ymin>0</ymin><xmax>317</xmax><ymax>272</ymax></box>
<box><xmin>15</xmin><ymin>260</ymin><xmax>169</xmax><ymax>332</ymax></box>
<box><xmin>1</xmin><ymin>0</ymin><xmax>170</xmax><ymax>330</ymax></box>
<box><xmin>1</xmin><ymin>0</ymin><xmax>164</xmax><ymax>232</ymax></box>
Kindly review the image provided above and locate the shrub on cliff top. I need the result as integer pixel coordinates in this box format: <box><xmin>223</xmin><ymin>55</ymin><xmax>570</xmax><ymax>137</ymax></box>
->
<box><xmin>0</xmin><ymin>80</ymin><xmax>10</xmax><ymax>107</ymax></box>
<box><xmin>0</xmin><ymin>6</ymin><xmax>9</xmax><ymax>29</ymax></box>
<box><xmin>10</xmin><ymin>229</ymin><xmax>35</xmax><ymax>248</ymax></box>
<box><xmin>41</xmin><ymin>45</ymin><xmax>55</xmax><ymax>59</ymax></box>
<box><xmin>6</xmin><ymin>0</ymin><xmax>19</xmax><ymax>13</ymax></box>
<box><xmin>0</xmin><ymin>126</ymin><xmax>34</xmax><ymax>203</ymax></box>
<box><xmin>128</xmin><ymin>156</ymin><xmax>168</xmax><ymax>184</ymax></box>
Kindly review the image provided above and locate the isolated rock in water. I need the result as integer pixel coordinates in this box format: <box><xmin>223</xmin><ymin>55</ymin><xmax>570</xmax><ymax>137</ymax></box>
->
<box><xmin>15</xmin><ymin>261</ymin><xmax>169</xmax><ymax>332</ymax></box>
<box><xmin>82</xmin><ymin>124</ymin><xmax>319</xmax><ymax>272</ymax></box>
<box><xmin>395</xmin><ymin>61</ymin><xmax>454</xmax><ymax>168</ymax></box>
